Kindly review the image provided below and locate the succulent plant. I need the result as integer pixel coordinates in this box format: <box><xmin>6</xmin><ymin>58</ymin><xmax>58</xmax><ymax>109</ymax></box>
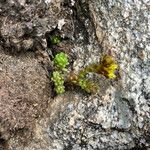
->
<box><xmin>53</xmin><ymin>52</ymin><xmax>69</xmax><ymax>69</ymax></box>
<box><xmin>51</xmin><ymin>48</ymin><xmax>118</xmax><ymax>95</ymax></box>
<box><xmin>50</xmin><ymin>35</ymin><xmax>61</xmax><ymax>45</ymax></box>
<box><xmin>51</xmin><ymin>71</ymin><xmax>65</xmax><ymax>94</ymax></box>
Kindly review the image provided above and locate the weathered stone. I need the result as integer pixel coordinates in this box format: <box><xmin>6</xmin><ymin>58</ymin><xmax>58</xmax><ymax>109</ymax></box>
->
<box><xmin>0</xmin><ymin>0</ymin><xmax>149</xmax><ymax>149</ymax></box>
<box><xmin>0</xmin><ymin>0</ymin><xmax>73</xmax><ymax>52</ymax></box>
<box><xmin>0</xmin><ymin>48</ymin><xmax>51</xmax><ymax>149</ymax></box>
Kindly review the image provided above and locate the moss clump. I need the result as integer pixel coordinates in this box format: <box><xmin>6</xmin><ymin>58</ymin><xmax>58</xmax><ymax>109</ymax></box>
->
<box><xmin>98</xmin><ymin>55</ymin><xmax>118</xmax><ymax>78</ymax></box>
<box><xmin>78</xmin><ymin>55</ymin><xmax>118</xmax><ymax>79</ymax></box>
<box><xmin>78</xmin><ymin>79</ymin><xmax>99</xmax><ymax>93</ymax></box>
<box><xmin>68</xmin><ymin>55</ymin><xmax>118</xmax><ymax>94</ymax></box>
<box><xmin>53</xmin><ymin>52</ymin><xmax>69</xmax><ymax>69</ymax></box>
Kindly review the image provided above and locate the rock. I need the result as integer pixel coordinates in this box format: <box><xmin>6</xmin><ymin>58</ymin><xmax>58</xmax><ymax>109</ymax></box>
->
<box><xmin>0</xmin><ymin>0</ymin><xmax>73</xmax><ymax>52</ymax></box>
<box><xmin>0</xmin><ymin>0</ymin><xmax>149</xmax><ymax>149</ymax></box>
<box><xmin>0</xmin><ymin>48</ymin><xmax>51</xmax><ymax>149</ymax></box>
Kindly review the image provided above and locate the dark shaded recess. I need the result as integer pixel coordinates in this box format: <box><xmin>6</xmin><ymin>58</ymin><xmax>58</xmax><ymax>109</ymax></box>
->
<box><xmin>26</xmin><ymin>0</ymin><xmax>33</xmax><ymax>4</ymax></box>
<box><xmin>45</xmin><ymin>28</ymin><xmax>69</xmax><ymax>56</ymax></box>
<box><xmin>144</xmin><ymin>92</ymin><xmax>150</xmax><ymax>100</ymax></box>
<box><xmin>62</xmin><ymin>0</ymin><xmax>71</xmax><ymax>7</ymax></box>
<box><xmin>79</xmin><ymin>138</ymin><xmax>87</xmax><ymax>149</ymax></box>
<box><xmin>130</xmin><ymin>134</ymin><xmax>150</xmax><ymax>150</ymax></box>
<box><xmin>45</xmin><ymin>28</ymin><xmax>60</xmax><ymax>49</ymax></box>
<box><xmin>0</xmin><ymin>35</ymin><xmax>5</xmax><ymax>46</ymax></box>
<box><xmin>0</xmin><ymin>138</ymin><xmax>7</xmax><ymax>150</ymax></box>
<box><xmin>45</xmin><ymin>0</ymin><xmax>94</xmax><ymax>62</ymax></box>
<box><xmin>71</xmin><ymin>0</ymin><xmax>90</xmax><ymax>44</ymax></box>
<box><xmin>59</xmin><ymin>0</ymin><xmax>91</xmax><ymax>44</ymax></box>
<box><xmin>11</xmin><ymin>128</ymin><xmax>33</xmax><ymax>146</ymax></box>
<box><xmin>86</xmin><ymin>121</ymin><xmax>103</xmax><ymax>130</ymax></box>
<box><xmin>63</xmin><ymin>142</ymin><xmax>73</xmax><ymax>150</ymax></box>
<box><xmin>0</xmin><ymin>0</ymin><xmax>6</xmax><ymax>3</ymax></box>
<box><xmin>122</xmin><ymin>98</ymin><xmax>136</xmax><ymax>114</ymax></box>
<box><xmin>110</xmin><ymin>127</ymin><xmax>130</xmax><ymax>133</ymax></box>
<box><xmin>49</xmin><ymin>81</ymin><xmax>57</xmax><ymax>98</ymax></box>
<box><xmin>144</xmin><ymin>130</ymin><xmax>150</xmax><ymax>148</ymax></box>
<box><xmin>130</xmin><ymin>146</ymin><xmax>147</xmax><ymax>150</ymax></box>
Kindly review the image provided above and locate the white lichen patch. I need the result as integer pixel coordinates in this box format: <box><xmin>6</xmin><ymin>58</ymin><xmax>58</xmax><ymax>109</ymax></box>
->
<box><xmin>71</xmin><ymin>0</ymin><xmax>75</xmax><ymax>6</ymax></box>
<box><xmin>58</xmin><ymin>19</ymin><xmax>66</xmax><ymax>30</ymax></box>
<box><xmin>45</xmin><ymin>0</ymin><xmax>52</xmax><ymax>4</ymax></box>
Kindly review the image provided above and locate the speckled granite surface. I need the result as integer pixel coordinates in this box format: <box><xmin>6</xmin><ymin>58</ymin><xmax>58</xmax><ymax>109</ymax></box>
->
<box><xmin>0</xmin><ymin>0</ymin><xmax>149</xmax><ymax>149</ymax></box>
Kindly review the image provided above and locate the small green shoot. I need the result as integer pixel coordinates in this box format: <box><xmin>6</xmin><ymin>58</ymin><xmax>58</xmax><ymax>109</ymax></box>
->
<box><xmin>50</xmin><ymin>36</ymin><xmax>61</xmax><ymax>45</ymax></box>
<box><xmin>50</xmin><ymin>50</ymin><xmax>118</xmax><ymax>95</ymax></box>
<box><xmin>53</xmin><ymin>52</ymin><xmax>69</xmax><ymax>69</ymax></box>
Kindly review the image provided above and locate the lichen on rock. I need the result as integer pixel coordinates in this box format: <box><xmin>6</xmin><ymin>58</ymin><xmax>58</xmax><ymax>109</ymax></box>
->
<box><xmin>0</xmin><ymin>0</ymin><xmax>150</xmax><ymax>149</ymax></box>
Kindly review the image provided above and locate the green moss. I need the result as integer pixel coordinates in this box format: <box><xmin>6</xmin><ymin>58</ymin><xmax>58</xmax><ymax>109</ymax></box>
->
<box><xmin>67</xmin><ymin>55</ymin><xmax>118</xmax><ymax>94</ymax></box>
<box><xmin>98</xmin><ymin>55</ymin><xmax>118</xmax><ymax>78</ymax></box>
<box><xmin>78</xmin><ymin>79</ymin><xmax>99</xmax><ymax>93</ymax></box>
<box><xmin>78</xmin><ymin>55</ymin><xmax>118</xmax><ymax>79</ymax></box>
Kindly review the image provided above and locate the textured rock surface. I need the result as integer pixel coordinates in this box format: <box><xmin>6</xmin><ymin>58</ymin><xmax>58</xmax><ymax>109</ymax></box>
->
<box><xmin>0</xmin><ymin>48</ymin><xmax>51</xmax><ymax>149</ymax></box>
<box><xmin>0</xmin><ymin>0</ymin><xmax>150</xmax><ymax>149</ymax></box>
<box><xmin>0</xmin><ymin>0</ymin><xmax>73</xmax><ymax>52</ymax></box>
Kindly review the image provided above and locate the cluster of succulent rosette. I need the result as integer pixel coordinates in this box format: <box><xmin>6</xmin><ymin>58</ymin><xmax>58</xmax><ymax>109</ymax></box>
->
<box><xmin>51</xmin><ymin>52</ymin><xmax>69</xmax><ymax>94</ymax></box>
<box><xmin>50</xmin><ymin>36</ymin><xmax>118</xmax><ymax>94</ymax></box>
<box><xmin>51</xmin><ymin>71</ymin><xmax>65</xmax><ymax>94</ymax></box>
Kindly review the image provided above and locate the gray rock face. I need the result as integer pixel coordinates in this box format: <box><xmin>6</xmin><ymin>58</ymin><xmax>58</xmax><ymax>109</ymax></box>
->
<box><xmin>0</xmin><ymin>0</ymin><xmax>150</xmax><ymax>149</ymax></box>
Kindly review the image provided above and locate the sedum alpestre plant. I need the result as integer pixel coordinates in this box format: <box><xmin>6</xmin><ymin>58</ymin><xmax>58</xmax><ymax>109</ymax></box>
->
<box><xmin>53</xmin><ymin>52</ymin><xmax>69</xmax><ymax>69</ymax></box>
<box><xmin>51</xmin><ymin>71</ymin><xmax>65</xmax><ymax>94</ymax></box>
<box><xmin>51</xmin><ymin>52</ymin><xmax>69</xmax><ymax>94</ymax></box>
<box><xmin>50</xmin><ymin>35</ymin><xmax>61</xmax><ymax>45</ymax></box>
<box><xmin>51</xmin><ymin>51</ymin><xmax>118</xmax><ymax>94</ymax></box>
